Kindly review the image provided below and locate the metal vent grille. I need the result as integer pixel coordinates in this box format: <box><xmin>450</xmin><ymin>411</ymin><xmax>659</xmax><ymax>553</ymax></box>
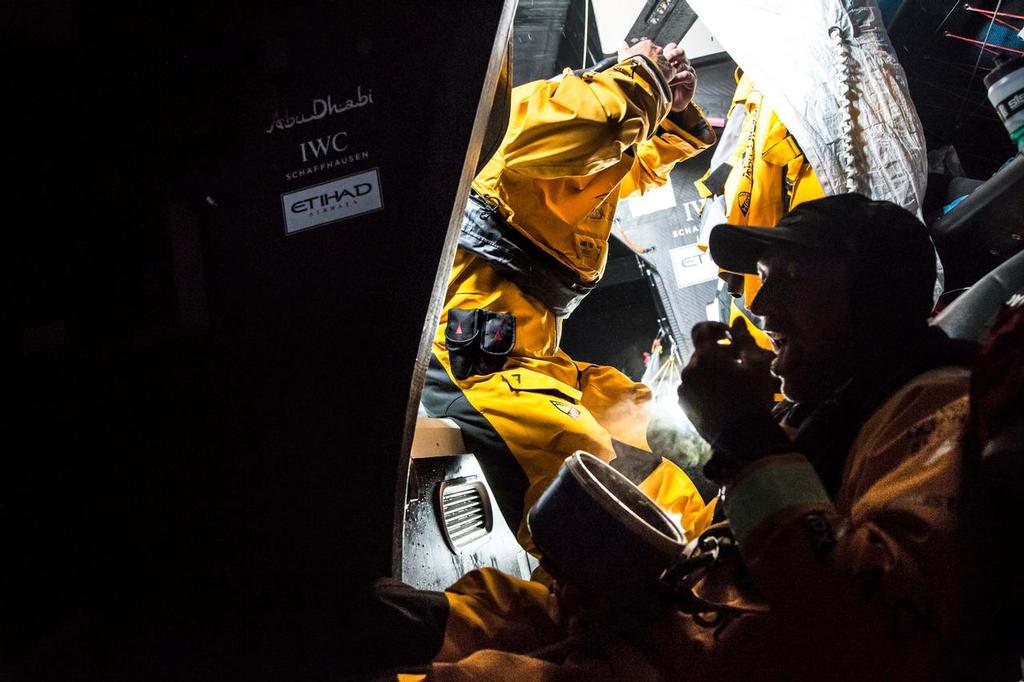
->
<box><xmin>438</xmin><ymin>477</ymin><xmax>493</xmax><ymax>553</ymax></box>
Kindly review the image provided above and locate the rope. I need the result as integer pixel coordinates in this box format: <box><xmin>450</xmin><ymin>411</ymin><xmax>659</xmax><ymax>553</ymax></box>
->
<box><xmin>650</xmin><ymin>351</ymin><xmax>679</xmax><ymax>390</ymax></box>
<box><xmin>582</xmin><ymin>0</ymin><xmax>589</xmax><ymax>70</ymax></box>
<box><xmin>956</xmin><ymin>0</ymin><xmax>1006</xmax><ymax>127</ymax></box>
<box><xmin>829</xmin><ymin>24</ymin><xmax>861</xmax><ymax>194</ymax></box>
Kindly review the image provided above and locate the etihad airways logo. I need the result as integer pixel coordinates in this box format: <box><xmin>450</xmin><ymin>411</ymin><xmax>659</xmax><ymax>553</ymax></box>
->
<box><xmin>281</xmin><ymin>168</ymin><xmax>383</xmax><ymax>235</ymax></box>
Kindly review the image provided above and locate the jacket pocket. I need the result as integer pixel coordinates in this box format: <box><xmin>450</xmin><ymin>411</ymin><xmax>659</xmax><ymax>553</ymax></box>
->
<box><xmin>477</xmin><ymin>310</ymin><xmax>516</xmax><ymax>375</ymax></box>
<box><xmin>500</xmin><ymin>368</ymin><xmax>583</xmax><ymax>403</ymax></box>
<box><xmin>444</xmin><ymin>308</ymin><xmax>481</xmax><ymax>380</ymax></box>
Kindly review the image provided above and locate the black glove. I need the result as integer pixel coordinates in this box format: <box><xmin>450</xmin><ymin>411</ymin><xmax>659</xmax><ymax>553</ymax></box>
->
<box><xmin>702</xmin><ymin>414</ymin><xmax>792</xmax><ymax>484</ymax></box>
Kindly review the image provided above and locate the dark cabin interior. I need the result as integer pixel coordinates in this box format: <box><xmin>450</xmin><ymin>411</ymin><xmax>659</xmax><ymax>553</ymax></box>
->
<box><xmin>3</xmin><ymin>1</ymin><xmax>1022</xmax><ymax>679</ymax></box>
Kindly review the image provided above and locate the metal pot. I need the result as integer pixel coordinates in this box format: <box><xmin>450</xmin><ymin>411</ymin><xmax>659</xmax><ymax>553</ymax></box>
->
<box><xmin>527</xmin><ymin>451</ymin><xmax>687</xmax><ymax>611</ymax></box>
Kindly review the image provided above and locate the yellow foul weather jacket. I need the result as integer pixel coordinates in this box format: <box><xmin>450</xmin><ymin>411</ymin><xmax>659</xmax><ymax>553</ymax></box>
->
<box><xmin>422</xmin><ymin>55</ymin><xmax>717</xmax><ymax>552</ymax></box>
<box><xmin>696</xmin><ymin>72</ymin><xmax>825</xmax><ymax>345</ymax></box>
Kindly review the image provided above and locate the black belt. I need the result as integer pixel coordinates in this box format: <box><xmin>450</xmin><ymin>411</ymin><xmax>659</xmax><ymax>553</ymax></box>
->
<box><xmin>458</xmin><ymin>194</ymin><xmax>596</xmax><ymax>317</ymax></box>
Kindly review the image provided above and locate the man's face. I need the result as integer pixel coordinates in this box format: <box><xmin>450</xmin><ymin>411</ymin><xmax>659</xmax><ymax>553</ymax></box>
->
<box><xmin>749</xmin><ymin>246</ymin><xmax>857</xmax><ymax>404</ymax></box>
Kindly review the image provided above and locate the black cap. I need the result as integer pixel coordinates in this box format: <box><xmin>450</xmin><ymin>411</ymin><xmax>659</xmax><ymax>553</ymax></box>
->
<box><xmin>708</xmin><ymin>193</ymin><xmax>933</xmax><ymax>276</ymax></box>
<box><xmin>708</xmin><ymin>193</ymin><xmax>939</xmax><ymax>326</ymax></box>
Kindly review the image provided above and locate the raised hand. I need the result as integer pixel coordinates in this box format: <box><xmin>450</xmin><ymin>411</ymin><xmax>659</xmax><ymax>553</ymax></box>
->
<box><xmin>618</xmin><ymin>39</ymin><xmax>677</xmax><ymax>84</ymax></box>
<box><xmin>677</xmin><ymin>318</ymin><xmax>779</xmax><ymax>445</ymax></box>
<box><xmin>663</xmin><ymin>42</ymin><xmax>696</xmax><ymax>112</ymax></box>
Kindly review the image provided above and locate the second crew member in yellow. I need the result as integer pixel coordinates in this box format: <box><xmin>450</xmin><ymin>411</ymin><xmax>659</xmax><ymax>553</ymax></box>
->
<box><xmin>696</xmin><ymin>70</ymin><xmax>825</xmax><ymax>347</ymax></box>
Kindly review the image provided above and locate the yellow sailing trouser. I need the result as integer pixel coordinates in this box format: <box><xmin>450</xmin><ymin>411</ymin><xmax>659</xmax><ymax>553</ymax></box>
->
<box><xmin>422</xmin><ymin>251</ymin><xmax>715</xmax><ymax>555</ymax></box>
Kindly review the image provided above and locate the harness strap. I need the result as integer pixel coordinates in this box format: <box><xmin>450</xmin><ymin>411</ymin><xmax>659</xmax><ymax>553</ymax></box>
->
<box><xmin>458</xmin><ymin>193</ymin><xmax>596</xmax><ymax>317</ymax></box>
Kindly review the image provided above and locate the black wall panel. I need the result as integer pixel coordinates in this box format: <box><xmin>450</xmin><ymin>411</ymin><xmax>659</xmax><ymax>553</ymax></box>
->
<box><xmin>3</xmin><ymin>2</ymin><xmax>510</xmax><ymax>679</ymax></box>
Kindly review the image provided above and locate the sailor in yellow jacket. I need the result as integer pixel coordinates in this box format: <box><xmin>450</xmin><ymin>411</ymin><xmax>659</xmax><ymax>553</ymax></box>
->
<box><xmin>395</xmin><ymin>195</ymin><xmax>1003</xmax><ymax>682</ymax></box>
<box><xmin>421</xmin><ymin>40</ymin><xmax>718</xmax><ymax>551</ymax></box>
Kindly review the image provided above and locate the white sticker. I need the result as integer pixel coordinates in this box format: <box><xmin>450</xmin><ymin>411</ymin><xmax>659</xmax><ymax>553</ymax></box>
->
<box><xmin>669</xmin><ymin>243</ymin><xmax>718</xmax><ymax>289</ymax></box>
<box><xmin>281</xmin><ymin>168</ymin><xmax>383</xmax><ymax>234</ymax></box>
